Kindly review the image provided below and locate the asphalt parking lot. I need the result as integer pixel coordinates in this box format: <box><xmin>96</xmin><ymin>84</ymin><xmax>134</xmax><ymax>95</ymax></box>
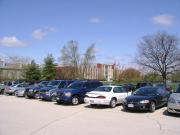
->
<box><xmin>0</xmin><ymin>95</ymin><xmax>179</xmax><ymax>135</ymax></box>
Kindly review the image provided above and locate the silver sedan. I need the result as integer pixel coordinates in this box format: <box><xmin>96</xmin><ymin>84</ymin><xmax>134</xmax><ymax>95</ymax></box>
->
<box><xmin>167</xmin><ymin>86</ymin><xmax>180</xmax><ymax>114</ymax></box>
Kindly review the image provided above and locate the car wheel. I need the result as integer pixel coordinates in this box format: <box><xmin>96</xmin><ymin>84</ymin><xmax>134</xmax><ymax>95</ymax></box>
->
<box><xmin>110</xmin><ymin>98</ymin><xmax>117</xmax><ymax>108</ymax></box>
<box><xmin>34</xmin><ymin>92</ymin><xmax>39</xmax><ymax>99</ymax></box>
<box><xmin>71</xmin><ymin>95</ymin><xmax>79</xmax><ymax>105</ymax></box>
<box><xmin>51</xmin><ymin>95</ymin><xmax>56</xmax><ymax>102</ymax></box>
<box><xmin>25</xmin><ymin>94</ymin><xmax>29</xmax><ymax>98</ymax></box>
<box><xmin>123</xmin><ymin>105</ymin><xmax>128</xmax><ymax>111</ymax></box>
<box><xmin>149</xmin><ymin>101</ymin><xmax>156</xmax><ymax>112</ymax></box>
<box><xmin>13</xmin><ymin>91</ymin><xmax>17</xmax><ymax>95</ymax></box>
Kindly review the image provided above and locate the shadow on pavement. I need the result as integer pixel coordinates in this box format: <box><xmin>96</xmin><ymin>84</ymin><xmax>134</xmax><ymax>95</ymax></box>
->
<box><xmin>120</xmin><ymin>108</ymin><xmax>150</xmax><ymax>114</ymax></box>
<box><xmin>163</xmin><ymin>110</ymin><xmax>180</xmax><ymax>118</ymax></box>
<box><xmin>53</xmin><ymin>102</ymin><xmax>82</xmax><ymax>107</ymax></box>
<box><xmin>84</xmin><ymin>104</ymin><xmax>121</xmax><ymax>109</ymax></box>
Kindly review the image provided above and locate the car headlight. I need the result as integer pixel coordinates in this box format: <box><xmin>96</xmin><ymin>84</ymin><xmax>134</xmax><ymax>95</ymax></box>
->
<box><xmin>29</xmin><ymin>89</ymin><xmax>33</xmax><ymax>92</ymax></box>
<box><xmin>140</xmin><ymin>100</ymin><xmax>149</xmax><ymax>104</ymax></box>
<box><xmin>45</xmin><ymin>91</ymin><xmax>50</xmax><ymax>95</ymax></box>
<box><xmin>64</xmin><ymin>92</ymin><xmax>71</xmax><ymax>97</ymax></box>
<box><xmin>168</xmin><ymin>97</ymin><xmax>176</xmax><ymax>104</ymax></box>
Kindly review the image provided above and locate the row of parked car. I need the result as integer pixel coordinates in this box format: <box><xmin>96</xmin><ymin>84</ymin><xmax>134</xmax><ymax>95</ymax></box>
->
<box><xmin>0</xmin><ymin>80</ymin><xmax>180</xmax><ymax>114</ymax></box>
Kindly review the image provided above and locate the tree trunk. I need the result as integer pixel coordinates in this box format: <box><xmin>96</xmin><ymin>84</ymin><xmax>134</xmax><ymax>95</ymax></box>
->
<box><xmin>162</xmin><ymin>73</ymin><xmax>167</xmax><ymax>88</ymax></box>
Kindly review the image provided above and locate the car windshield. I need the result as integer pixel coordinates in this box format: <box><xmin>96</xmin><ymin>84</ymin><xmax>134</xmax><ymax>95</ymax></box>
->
<box><xmin>133</xmin><ymin>87</ymin><xmax>157</xmax><ymax>96</ymax></box>
<box><xmin>67</xmin><ymin>82</ymin><xmax>83</xmax><ymax>89</ymax></box>
<box><xmin>94</xmin><ymin>86</ymin><xmax>112</xmax><ymax>92</ymax></box>
<box><xmin>47</xmin><ymin>81</ymin><xmax>60</xmax><ymax>87</ymax></box>
<box><xmin>175</xmin><ymin>87</ymin><xmax>180</xmax><ymax>93</ymax></box>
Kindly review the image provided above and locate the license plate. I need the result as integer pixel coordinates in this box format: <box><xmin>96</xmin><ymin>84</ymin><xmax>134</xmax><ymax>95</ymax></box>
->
<box><xmin>56</xmin><ymin>97</ymin><xmax>59</xmax><ymax>100</ymax></box>
<box><xmin>128</xmin><ymin>104</ymin><xmax>134</xmax><ymax>108</ymax></box>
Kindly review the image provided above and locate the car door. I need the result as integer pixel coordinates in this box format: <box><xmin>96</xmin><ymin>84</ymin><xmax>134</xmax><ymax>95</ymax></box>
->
<box><xmin>79</xmin><ymin>82</ymin><xmax>89</xmax><ymax>98</ymax></box>
<box><xmin>113</xmin><ymin>87</ymin><xmax>128</xmax><ymax>104</ymax></box>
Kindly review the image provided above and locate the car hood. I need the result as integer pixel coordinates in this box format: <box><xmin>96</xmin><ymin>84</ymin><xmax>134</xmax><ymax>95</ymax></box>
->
<box><xmin>170</xmin><ymin>93</ymin><xmax>180</xmax><ymax>100</ymax></box>
<box><xmin>126</xmin><ymin>95</ymin><xmax>153</xmax><ymax>102</ymax></box>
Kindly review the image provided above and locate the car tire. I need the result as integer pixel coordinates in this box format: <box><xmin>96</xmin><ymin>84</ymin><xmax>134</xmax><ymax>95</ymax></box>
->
<box><xmin>13</xmin><ymin>91</ymin><xmax>17</xmax><ymax>95</ymax></box>
<box><xmin>149</xmin><ymin>101</ymin><xmax>156</xmax><ymax>112</ymax></box>
<box><xmin>109</xmin><ymin>98</ymin><xmax>117</xmax><ymax>108</ymax></box>
<box><xmin>71</xmin><ymin>95</ymin><xmax>79</xmax><ymax>105</ymax></box>
<box><xmin>123</xmin><ymin>105</ymin><xmax>128</xmax><ymax>111</ymax></box>
<box><xmin>34</xmin><ymin>92</ymin><xmax>39</xmax><ymax>99</ymax></box>
<box><xmin>51</xmin><ymin>95</ymin><xmax>56</xmax><ymax>102</ymax></box>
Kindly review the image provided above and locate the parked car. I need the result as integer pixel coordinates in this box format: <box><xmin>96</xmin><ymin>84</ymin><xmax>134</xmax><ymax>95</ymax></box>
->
<box><xmin>122</xmin><ymin>86</ymin><xmax>170</xmax><ymax>112</ymax></box>
<box><xmin>39</xmin><ymin>80</ymin><xmax>74</xmax><ymax>101</ymax></box>
<box><xmin>15</xmin><ymin>83</ymin><xmax>29</xmax><ymax>97</ymax></box>
<box><xmin>0</xmin><ymin>83</ymin><xmax>5</xmax><ymax>94</ymax></box>
<box><xmin>25</xmin><ymin>81</ymin><xmax>49</xmax><ymax>98</ymax></box>
<box><xmin>56</xmin><ymin>80</ymin><xmax>103</xmax><ymax>105</ymax></box>
<box><xmin>167</xmin><ymin>86</ymin><xmax>180</xmax><ymax>114</ymax></box>
<box><xmin>4</xmin><ymin>83</ymin><xmax>27</xmax><ymax>95</ymax></box>
<box><xmin>84</xmin><ymin>85</ymin><xmax>131</xmax><ymax>108</ymax></box>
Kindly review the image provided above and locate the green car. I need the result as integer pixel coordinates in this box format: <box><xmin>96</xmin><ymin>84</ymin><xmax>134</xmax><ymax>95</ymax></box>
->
<box><xmin>0</xmin><ymin>84</ymin><xmax>5</xmax><ymax>94</ymax></box>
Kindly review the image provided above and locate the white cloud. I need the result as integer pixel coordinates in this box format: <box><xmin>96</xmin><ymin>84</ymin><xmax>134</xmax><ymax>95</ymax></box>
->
<box><xmin>32</xmin><ymin>29</ymin><xmax>47</xmax><ymax>40</ymax></box>
<box><xmin>32</xmin><ymin>27</ymin><xmax>56</xmax><ymax>40</ymax></box>
<box><xmin>152</xmin><ymin>14</ymin><xmax>174</xmax><ymax>26</ymax></box>
<box><xmin>0</xmin><ymin>36</ymin><xmax>26</xmax><ymax>47</ymax></box>
<box><xmin>89</xmin><ymin>17</ymin><xmax>101</xmax><ymax>24</ymax></box>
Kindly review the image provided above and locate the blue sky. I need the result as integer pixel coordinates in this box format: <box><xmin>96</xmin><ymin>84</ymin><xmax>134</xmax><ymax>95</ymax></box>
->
<box><xmin>0</xmin><ymin>0</ymin><xmax>180</xmax><ymax>66</ymax></box>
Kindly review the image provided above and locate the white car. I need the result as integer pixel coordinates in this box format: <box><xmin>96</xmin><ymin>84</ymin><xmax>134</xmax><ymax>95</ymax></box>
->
<box><xmin>84</xmin><ymin>85</ymin><xmax>131</xmax><ymax>108</ymax></box>
<box><xmin>167</xmin><ymin>86</ymin><xmax>180</xmax><ymax>114</ymax></box>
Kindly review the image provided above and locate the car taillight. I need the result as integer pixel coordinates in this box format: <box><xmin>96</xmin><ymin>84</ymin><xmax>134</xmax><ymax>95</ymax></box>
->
<box><xmin>97</xmin><ymin>96</ymin><xmax>106</xmax><ymax>99</ymax></box>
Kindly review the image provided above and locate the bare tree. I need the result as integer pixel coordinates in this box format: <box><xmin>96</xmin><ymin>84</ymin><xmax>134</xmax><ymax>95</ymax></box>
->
<box><xmin>136</xmin><ymin>32</ymin><xmax>180</xmax><ymax>86</ymax></box>
<box><xmin>7</xmin><ymin>56</ymin><xmax>31</xmax><ymax>68</ymax></box>
<box><xmin>81</xmin><ymin>44</ymin><xmax>96</xmax><ymax>78</ymax></box>
<box><xmin>60</xmin><ymin>40</ymin><xmax>96</xmax><ymax>79</ymax></box>
<box><xmin>60</xmin><ymin>40</ymin><xmax>80</xmax><ymax>79</ymax></box>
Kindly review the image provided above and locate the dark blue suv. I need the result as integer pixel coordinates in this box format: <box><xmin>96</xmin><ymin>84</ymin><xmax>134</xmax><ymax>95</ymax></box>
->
<box><xmin>56</xmin><ymin>80</ymin><xmax>103</xmax><ymax>105</ymax></box>
<box><xmin>25</xmin><ymin>81</ymin><xmax>49</xmax><ymax>98</ymax></box>
<box><xmin>39</xmin><ymin>80</ymin><xmax>74</xmax><ymax>101</ymax></box>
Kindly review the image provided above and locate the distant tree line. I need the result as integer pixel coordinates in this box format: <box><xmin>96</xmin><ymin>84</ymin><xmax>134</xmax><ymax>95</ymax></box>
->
<box><xmin>22</xmin><ymin>40</ymin><xmax>96</xmax><ymax>82</ymax></box>
<box><xmin>1</xmin><ymin>31</ymin><xmax>180</xmax><ymax>83</ymax></box>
